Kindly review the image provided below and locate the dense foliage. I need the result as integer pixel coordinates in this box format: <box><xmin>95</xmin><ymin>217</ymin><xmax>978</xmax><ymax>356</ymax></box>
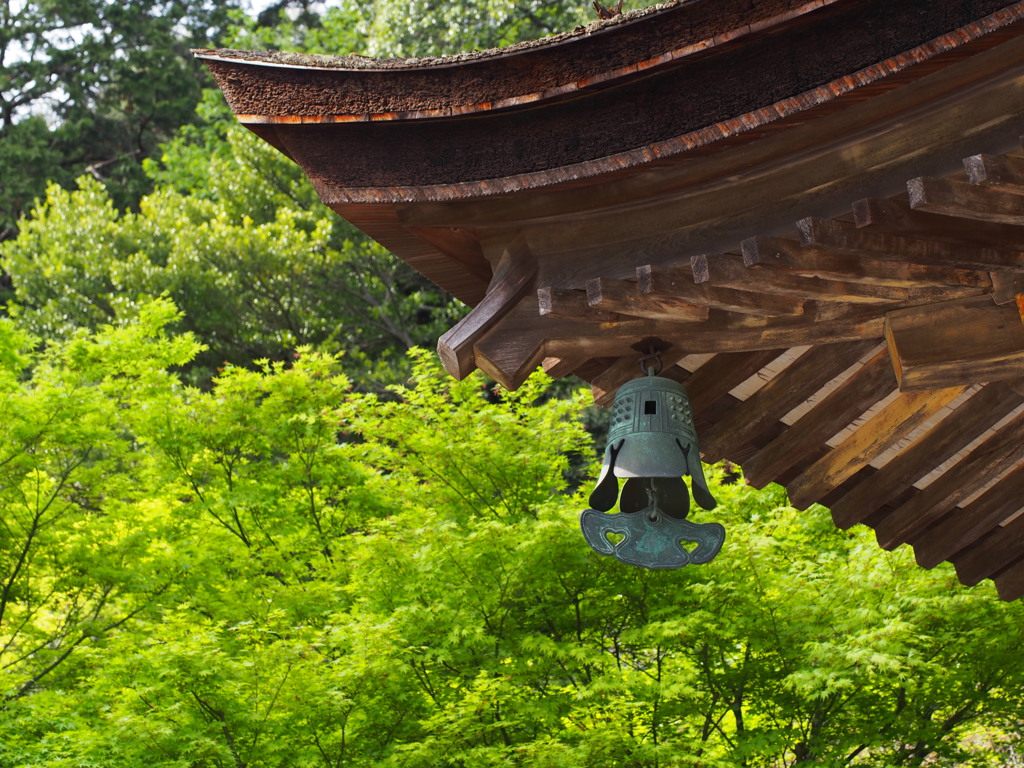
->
<box><xmin>0</xmin><ymin>0</ymin><xmax>241</xmax><ymax>236</ymax></box>
<box><xmin>1</xmin><ymin>1</ymin><xmax>1023</xmax><ymax>766</ymax></box>
<box><xmin>0</xmin><ymin>309</ymin><xmax>1021</xmax><ymax>767</ymax></box>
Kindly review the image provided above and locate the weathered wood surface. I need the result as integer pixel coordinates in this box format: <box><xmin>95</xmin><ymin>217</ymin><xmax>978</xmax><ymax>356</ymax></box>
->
<box><xmin>873</xmin><ymin>410</ymin><xmax>1024</xmax><ymax>549</ymax></box>
<box><xmin>829</xmin><ymin>381</ymin><xmax>1024</xmax><ymax>530</ymax></box>
<box><xmin>691</xmin><ymin>253</ymin><xmax>915</xmax><ymax>304</ymax></box>
<box><xmin>913</xmin><ymin>462</ymin><xmax>1024</xmax><ymax>569</ymax></box>
<box><xmin>909</xmin><ymin>176</ymin><xmax>1024</xmax><ymax>226</ymax></box>
<box><xmin>437</xmin><ymin>239</ymin><xmax>536</xmax><ymax>379</ymax></box>
<box><xmin>741</xmin><ymin>346</ymin><xmax>896</xmax><ymax>489</ymax></box>
<box><xmin>637</xmin><ymin>265</ymin><xmax>806</xmax><ymax>317</ymax></box>
<box><xmin>537</xmin><ymin>286</ymin><xmax>620</xmax><ymax>320</ymax></box>
<box><xmin>698</xmin><ymin>340</ymin><xmax>877</xmax><ymax>463</ymax></box>
<box><xmin>954</xmin><ymin>504</ymin><xmax>1024</xmax><ymax>587</ymax></box>
<box><xmin>587</xmin><ymin>277</ymin><xmax>710</xmax><ymax>322</ymax></box>
<box><xmin>743</xmin><ymin>234</ymin><xmax>995</xmax><ymax>288</ymax></box>
<box><xmin>884</xmin><ymin>295</ymin><xmax>1024</xmax><ymax>391</ymax></box>
<box><xmin>796</xmin><ymin>216</ymin><xmax>1023</xmax><ymax>272</ymax></box>
<box><xmin>786</xmin><ymin>385</ymin><xmax>968</xmax><ymax>510</ymax></box>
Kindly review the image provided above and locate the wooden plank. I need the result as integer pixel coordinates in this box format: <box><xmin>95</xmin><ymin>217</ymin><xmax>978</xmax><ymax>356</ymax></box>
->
<box><xmin>537</xmin><ymin>286</ymin><xmax>620</xmax><ymax>321</ymax></box>
<box><xmin>586</xmin><ymin>277</ymin><xmax>710</xmax><ymax>323</ymax></box>
<box><xmin>682</xmin><ymin>349</ymin><xmax>786</xmax><ymax>414</ymax></box>
<box><xmin>829</xmin><ymin>380</ymin><xmax>1024</xmax><ymax>529</ymax></box>
<box><xmin>796</xmin><ymin>216</ymin><xmax>1021</xmax><ymax>271</ymax></box>
<box><xmin>786</xmin><ymin>384</ymin><xmax>968</xmax><ymax>511</ymax></box>
<box><xmin>872</xmin><ymin>409</ymin><xmax>1024</xmax><ymax>549</ymax></box>
<box><xmin>743</xmin><ymin>234</ymin><xmax>993</xmax><ymax>288</ymax></box>
<box><xmin>963</xmin><ymin>153</ymin><xmax>1024</xmax><ymax>189</ymax></box>
<box><xmin>637</xmin><ymin>264</ymin><xmax>806</xmax><ymax>317</ymax></box>
<box><xmin>437</xmin><ymin>239</ymin><xmax>535</xmax><ymax>379</ymax></box>
<box><xmin>853</xmin><ymin>196</ymin><xmax>1024</xmax><ymax>249</ymax></box>
<box><xmin>884</xmin><ymin>295</ymin><xmax>1024</xmax><ymax>391</ymax></box>
<box><xmin>913</xmin><ymin>463</ymin><xmax>1024</xmax><ymax>569</ymax></box>
<box><xmin>741</xmin><ymin>346</ymin><xmax>896</xmax><ymax>489</ymax></box>
<box><xmin>591</xmin><ymin>348</ymin><xmax>690</xmax><ymax>406</ymax></box>
<box><xmin>473</xmin><ymin>299</ymin><xmax>553</xmax><ymax>390</ymax></box>
<box><xmin>542</xmin><ymin>355</ymin><xmax>587</xmax><ymax>379</ymax></box>
<box><xmin>990</xmin><ymin>272</ymin><xmax>1024</xmax><ymax>305</ymax></box>
<box><xmin>995</xmin><ymin>556</ymin><xmax>1024</xmax><ymax>602</ymax></box>
<box><xmin>909</xmin><ymin>176</ymin><xmax>1024</xmax><ymax>226</ymax></box>
<box><xmin>953</xmin><ymin>510</ymin><xmax>1024</xmax><ymax>587</ymax></box>
<box><xmin>691</xmin><ymin>253</ymin><xmax>915</xmax><ymax>304</ymax></box>
<box><xmin>698</xmin><ymin>340</ymin><xmax>877</xmax><ymax>463</ymax></box>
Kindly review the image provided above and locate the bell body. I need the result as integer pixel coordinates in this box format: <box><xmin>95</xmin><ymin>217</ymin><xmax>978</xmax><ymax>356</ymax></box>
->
<box><xmin>606</xmin><ymin>376</ymin><xmax>697</xmax><ymax>478</ymax></box>
<box><xmin>583</xmin><ymin>374</ymin><xmax>722</xmax><ymax>568</ymax></box>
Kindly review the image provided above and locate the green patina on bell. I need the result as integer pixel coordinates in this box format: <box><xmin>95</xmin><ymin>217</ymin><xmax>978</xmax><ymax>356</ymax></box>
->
<box><xmin>581</xmin><ymin>372</ymin><xmax>725</xmax><ymax>569</ymax></box>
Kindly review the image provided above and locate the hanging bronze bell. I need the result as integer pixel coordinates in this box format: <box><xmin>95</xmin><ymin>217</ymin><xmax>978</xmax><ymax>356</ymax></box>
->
<box><xmin>581</xmin><ymin>374</ymin><xmax>725</xmax><ymax>569</ymax></box>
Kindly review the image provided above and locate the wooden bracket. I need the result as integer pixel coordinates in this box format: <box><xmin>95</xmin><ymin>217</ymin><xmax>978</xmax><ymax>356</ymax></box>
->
<box><xmin>436</xmin><ymin>236</ymin><xmax>537</xmax><ymax>380</ymax></box>
<box><xmin>884</xmin><ymin>295</ymin><xmax>1024</xmax><ymax>391</ymax></box>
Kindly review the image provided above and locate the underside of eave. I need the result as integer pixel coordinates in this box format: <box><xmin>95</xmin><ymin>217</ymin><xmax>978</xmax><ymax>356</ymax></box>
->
<box><xmin>199</xmin><ymin>0</ymin><xmax>1024</xmax><ymax>599</ymax></box>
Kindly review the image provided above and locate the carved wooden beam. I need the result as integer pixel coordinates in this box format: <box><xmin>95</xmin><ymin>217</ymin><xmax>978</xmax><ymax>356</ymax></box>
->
<box><xmin>743</xmin><ymin>234</ymin><xmax>994</xmax><ymax>288</ymax></box>
<box><xmin>436</xmin><ymin>237</ymin><xmax>536</xmax><ymax>379</ymax></box>
<box><xmin>692</xmin><ymin>253</ymin><xmax>917</xmax><ymax>304</ymax></box>
<box><xmin>909</xmin><ymin>176</ymin><xmax>1024</xmax><ymax>225</ymax></box>
<box><xmin>796</xmin><ymin>216</ymin><xmax>1022</xmax><ymax>272</ymax></box>
<box><xmin>636</xmin><ymin>265</ymin><xmax>805</xmax><ymax>317</ymax></box>
<box><xmin>964</xmin><ymin>152</ymin><xmax>1024</xmax><ymax>188</ymax></box>
<box><xmin>586</xmin><ymin>277</ymin><xmax>710</xmax><ymax>322</ymax></box>
<box><xmin>853</xmin><ymin>196</ymin><xmax>1024</xmax><ymax>248</ymax></box>
<box><xmin>537</xmin><ymin>286</ymin><xmax>620</xmax><ymax>320</ymax></box>
<box><xmin>884</xmin><ymin>295</ymin><xmax>1024</xmax><ymax>391</ymax></box>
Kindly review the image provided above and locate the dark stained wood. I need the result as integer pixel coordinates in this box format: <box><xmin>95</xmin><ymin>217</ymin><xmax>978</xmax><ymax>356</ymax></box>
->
<box><xmin>699</xmin><ymin>340</ymin><xmax>877</xmax><ymax>463</ymax></box>
<box><xmin>909</xmin><ymin>176</ymin><xmax>1024</xmax><ymax>226</ymax></box>
<box><xmin>963</xmin><ymin>152</ymin><xmax>1024</xmax><ymax>188</ymax></box>
<box><xmin>991</xmin><ymin>272</ymin><xmax>1024</xmax><ymax>304</ymax></box>
<box><xmin>472</xmin><ymin>299</ymin><xmax>554</xmax><ymax>389</ymax></box>
<box><xmin>542</xmin><ymin>354</ymin><xmax>589</xmax><ymax>378</ymax></box>
<box><xmin>637</xmin><ymin>264</ymin><xmax>806</xmax><ymax>316</ymax></box>
<box><xmin>829</xmin><ymin>380</ymin><xmax>1024</xmax><ymax>529</ymax></box>
<box><xmin>883</xmin><ymin>295</ymin><xmax>1024</xmax><ymax>390</ymax></box>
<box><xmin>475</xmin><ymin>303</ymin><xmax>686</xmax><ymax>388</ymax></box>
<box><xmin>954</xmin><ymin>511</ymin><xmax>1024</xmax><ymax>586</ymax></box>
<box><xmin>786</xmin><ymin>384</ymin><xmax>969</xmax><ymax>510</ymax></box>
<box><xmin>683</xmin><ymin>349</ymin><xmax>786</xmax><ymax>415</ymax></box>
<box><xmin>436</xmin><ymin>240</ymin><xmax>536</xmax><ymax>379</ymax></box>
<box><xmin>692</xmin><ymin>253</ymin><xmax>921</xmax><ymax>304</ymax></box>
<box><xmin>853</xmin><ymin>196</ymin><xmax>1024</xmax><ymax>250</ymax></box>
<box><xmin>743</xmin><ymin>234</ymin><xmax>994</xmax><ymax>288</ymax></box>
<box><xmin>873</xmin><ymin>410</ymin><xmax>1024</xmax><ymax>549</ymax></box>
<box><xmin>796</xmin><ymin>216</ymin><xmax>1022</xmax><ymax>272</ymax></box>
<box><xmin>913</xmin><ymin>462</ymin><xmax>1024</xmax><ymax>568</ymax></box>
<box><xmin>741</xmin><ymin>346</ymin><xmax>896</xmax><ymax>489</ymax></box>
<box><xmin>586</xmin><ymin>277</ymin><xmax>710</xmax><ymax>322</ymax></box>
<box><xmin>995</xmin><ymin>557</ymin><xmax>1024</xmax><ymax>602</ymax></box>
<box><xmin>537</xmin><ymin>286</ymin><xmax>621</xmax><ymax>320</ymax></box>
